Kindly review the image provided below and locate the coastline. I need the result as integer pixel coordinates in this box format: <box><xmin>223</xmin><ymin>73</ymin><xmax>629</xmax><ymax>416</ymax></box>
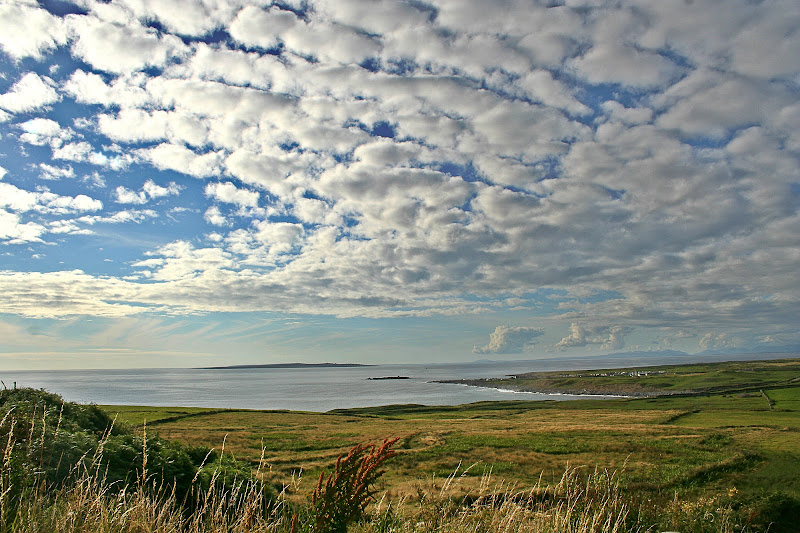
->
<box><xmin>435</xmin><ymin>357</ymin><xmax>800</xmax><ymax>399</ymax></box>
<box><xmin>436</xmin><ymin>380</ymin><xmax>642</xmax><ymax>398</ymax></box>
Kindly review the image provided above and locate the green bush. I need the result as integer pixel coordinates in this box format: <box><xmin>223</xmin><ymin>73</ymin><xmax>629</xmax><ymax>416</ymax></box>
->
<box><xmin>749</xmin><ymin>491</ymin><xmax>800</xmax><ymax>533</ymax></box>
<box><xmin>0</xmin><ymin>387</ymin><xmax>274</xmax><ymax>522</ymax></box>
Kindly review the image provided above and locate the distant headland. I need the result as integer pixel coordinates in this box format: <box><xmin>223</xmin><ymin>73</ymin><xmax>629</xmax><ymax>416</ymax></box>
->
<box><xmin>201</xmin><ymin>362</ymin><xmax>373</xmax><ymax>370</ymax></box>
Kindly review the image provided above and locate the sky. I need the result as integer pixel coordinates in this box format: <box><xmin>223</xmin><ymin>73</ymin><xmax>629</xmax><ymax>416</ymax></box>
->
<box><xmin>0</xmin><ymin>0</ymin><xmax>799</xmax><ymax>370</ymax></box>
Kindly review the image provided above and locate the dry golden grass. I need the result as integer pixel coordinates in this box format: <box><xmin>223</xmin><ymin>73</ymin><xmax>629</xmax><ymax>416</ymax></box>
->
<box><xmin>125</xmin><ymin>404</ymin><xmax>750</xmax><ymax>501</ymax></box>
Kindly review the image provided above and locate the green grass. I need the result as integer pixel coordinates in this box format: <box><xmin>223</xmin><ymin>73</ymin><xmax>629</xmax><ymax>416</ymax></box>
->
<box><xmin>96</xmin><ymin>358</ymin><xmax>800</xmax><ymax>513</ymax></box>
<box><xmin>6</xmin><ymin>359</ymin><xmax>800</xmax><ymax>533</ymax></box>
<box><xmin>450</xmin><ymin>357</ymin><xmax>800</xmax><ymax>397</ymax></box>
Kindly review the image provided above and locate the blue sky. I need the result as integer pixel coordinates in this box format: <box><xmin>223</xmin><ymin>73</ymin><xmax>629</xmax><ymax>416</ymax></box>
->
<box><xmin>1</xmin><ymin>0</ymin><xmax>799</xmax><ymax>369</ymax></box>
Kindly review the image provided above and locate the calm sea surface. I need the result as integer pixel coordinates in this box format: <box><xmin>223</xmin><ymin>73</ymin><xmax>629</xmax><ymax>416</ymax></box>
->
<box><xmin>0</xmin><ymin>353</ymin><xmax>786</xmax><ymax>412</ymax></box>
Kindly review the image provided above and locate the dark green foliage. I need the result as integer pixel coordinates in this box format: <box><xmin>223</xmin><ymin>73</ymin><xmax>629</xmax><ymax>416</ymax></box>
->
<box><xmin>0</xmin><ymin>387</ymin><xmax>274</xmax><ymax>521</ymax></box>
<box><xmin>749</xmin><ymin>492</ymin><xmax>800</xmax><ymax>533</ymax></box>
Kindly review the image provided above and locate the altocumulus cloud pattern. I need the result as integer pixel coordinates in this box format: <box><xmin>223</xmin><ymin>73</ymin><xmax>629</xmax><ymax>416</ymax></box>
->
<box><xmin>0</xmin><ymin>0</ymin><xmax>799</xmax><ymax>361</ymax></box>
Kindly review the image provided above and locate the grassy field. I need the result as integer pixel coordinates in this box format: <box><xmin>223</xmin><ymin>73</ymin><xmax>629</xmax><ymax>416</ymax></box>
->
<box><xmin>441</xmin><ymin>357</ymin><xmax>800</xmax><ymax>396</ymax></box>
<box><xmin>102</xmin><ymin>358</ymin><xmax>800</xmax><ymax>511</ymax></box>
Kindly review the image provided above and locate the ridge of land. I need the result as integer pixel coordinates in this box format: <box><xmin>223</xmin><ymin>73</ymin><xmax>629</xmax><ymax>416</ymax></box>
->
<box><xmin>435</xmin><ymin>357</ymin><xmax>800</xmax><ymax>397</ymax></box>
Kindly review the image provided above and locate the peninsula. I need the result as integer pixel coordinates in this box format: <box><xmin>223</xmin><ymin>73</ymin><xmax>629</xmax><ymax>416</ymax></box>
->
<box><xmin>436</xmin><ymin>357</ymin><xmax>800</xmax><ymax>397</ymax></box>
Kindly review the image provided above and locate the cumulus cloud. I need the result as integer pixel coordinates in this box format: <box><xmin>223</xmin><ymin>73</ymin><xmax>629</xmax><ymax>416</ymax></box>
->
<box><xmin>205</xmin><ymin>182</ymin><xmax>259</xmax><ymax>208</ymax></box>
<box><xmin>204</xmin><ymin>205</ymin><xmax>228</xmax><ymax>226</ymax></box>
<box><xmin>138</xmin><ymin>143</ymin><xmax>224</xmax><ymax>178</ymax></box>
<box><xmin>570</xmin><ymin>44</ymin><xmax>680</xmax><ymax>88</ymax></box>
<box><xmin>62</xmin><ymin>70</ymin><xmax>151</xmax><ymax>109</ymax></box>
<box><xmin>115</xmin><ymin>179</ymin><xmax>181</xmax><ymax>204</ymax></box>
<box><xmin>39</xmin><ymin>164</ymin><xmax>76</xmax><ymax>181</ymax></box>
<box><xmin>0</xmin><ymin>183</ymin><xmax>102</xmax><ymax>215</ymax></box>
<box><xmin>0</xmin><ymin>73</ymin><xmax>59</xmax><ymax>113</ymax></box>
<box><xmin>68</xmin><ymin>15</ymin><xmax>189</xmax><ymax>74</ymax></box>
<box><xmin>473</xmin><ymin>326</ymin><xmax>544</xmax><ymax>354</ymax></box>
<box><xmin>556</xmin><ymin>324</ymin><xmax>632</xmax><ymax>352</ymax></box>
<box><xmin>0</xmin><ymin>210</ymin><xmax>46</xmax><ymax>244</ymax></box>
<box><xmin>0</xmin><ymin>4</ymin><xmax>68</xmax><ymax>60</ymax></box>
<box><xmin>699</xmin><ymin>332</ymin><xmax>739</xmax><ymax>352</ymax></box>
<box><xmin>0</xmin><ymin>0</ymin><xmax>797</xmax><ymax>353</ymax></box>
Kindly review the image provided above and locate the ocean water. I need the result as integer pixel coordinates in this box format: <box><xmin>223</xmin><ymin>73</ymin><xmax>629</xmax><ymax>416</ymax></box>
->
<box><xmin>0</xmin><ymin>360</ymin><xmax>607</xmax><ymax>411</ymax></box>
<box><xmin>0</xmin><ymin>353</ymin><xmax>785</xmax><ymax>412</ymax></box>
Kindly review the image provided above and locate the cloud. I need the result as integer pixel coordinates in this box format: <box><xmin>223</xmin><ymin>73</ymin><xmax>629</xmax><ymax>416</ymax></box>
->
<box><xmin>570</xmin><ymin>44</ymin><xmax>680</xmax><ymax>88</ymax></box>
<box><xmin>556</xmin><ymin>324</ymin><xmax>632</xmax><ymax>352</ymax></box>
<box><xmin>699</xmin><ymin>332</ymin><xmax>739</xmax><ymax>352</ymax></box>
<box><xmin>473</xmin><ymin>326</ymin><xmax>544</xmax><ymax>354</ymax></box>
<box><xmin>204</xmin><ymin>206</ymin><xmax>228</xmax><ymax>227</ymax></box>
<box><xmin>0</xmin><ymin>73</ymin><xmax>59</xmax><ymax>113</ymax></box>
<box><xmin>138</xmin><ymin>143</ymin><xmax>224</xmax><ymax>178</ymax></box>
<box><xmin>0</xmin><ymin>210</ymin><xmax>46</xmax><ymax>244</ymax></box>
<box><xmin>79</xmin><ymin>209</ymin><xmax>158</xmax><ymax>225</ymax></box>
<box><xmin>62</xmin><ymin>70</ymin><xmax>151</xmax><ymax>109</ymax></box>
<box><xmin>204</xmin><ymin>182</ymin><xmax>259</xmax><ymax>208</ymax></box>
<box><xmin>0</xmin><ymin>4</ymin><xmax>68</xmax><ymax>60</ymax></box>
<box><xmin>68</xmin><ymin>15</ymin><xmax>189</xmax><ymax>74</ymax></box>
<box><xmin>18</xmin><ymin>118</ymin><xmax>62</xmax><ymax>137</ymax></box>
<box><xmin>116</xmin><ymin>0</ymin><xmax>241</xmax><ymax>37</ymax></box>
<box><xmin>0</xmin><ymin>183</ymin><xmax>102</xmax><ymax>215</ymax></box>
<box><xmin>0</xmin><ymin>0</ymin><xmax>796</xmax><ymax>351</ymax></box>
<box><xmin>39</xmin><ymin>164</ymin><xmax>76</xmax><ymax>181</ymax></box>
<box><xmin>115</xmin><ymin>179</ymin><xmax>181</xmax><ymax>204</ymax></box>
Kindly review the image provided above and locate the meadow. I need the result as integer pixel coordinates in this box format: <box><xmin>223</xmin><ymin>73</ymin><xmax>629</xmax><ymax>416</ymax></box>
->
<box><xmin>1</xmin><ymin>358</ymin><xmax>798</xmax><ymax>532</ymax></box>
<box><xmin>101</xmin><ymin>358</ymin><xmax>800</xmax><ymax>530</ymax></box>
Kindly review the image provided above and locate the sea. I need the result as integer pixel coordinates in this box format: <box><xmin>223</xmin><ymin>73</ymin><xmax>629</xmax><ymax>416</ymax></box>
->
<box><xmin>0</xmin><ymin>352</ymin><xmax>789</xmax><ymax>412</ymax></box>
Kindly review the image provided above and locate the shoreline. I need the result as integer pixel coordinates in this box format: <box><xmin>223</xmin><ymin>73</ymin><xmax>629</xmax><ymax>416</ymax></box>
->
<box><xmin>435</xmin><ymin>380</ymin><xmax>641</xmax><ymax>398</ymax></box>
<box><xmin>436</xmin><ymin>357</ymin><xmax>800</xmax><ymax>399</ymax></box>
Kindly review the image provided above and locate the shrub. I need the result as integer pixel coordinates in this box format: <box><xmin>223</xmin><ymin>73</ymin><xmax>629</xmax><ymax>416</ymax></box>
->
<box><xmin>0</xmin><ymin>387</ymin><xmax>274</xmax><ymax>526</ymax></box>
<box><xmin>309</xmin><ymin>437</ymin><xmax>400</xmax><ymax>533</ymax></box>
<box><xmin>748</xmin><ymin>491</ymin><xmax>800</xmax><ymax>533</ymax></box>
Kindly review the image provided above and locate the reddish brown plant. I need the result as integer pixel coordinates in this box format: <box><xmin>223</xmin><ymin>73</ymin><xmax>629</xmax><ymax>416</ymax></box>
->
<box><xmin>310</xmin><ymin>437</ymin><xmax>400</xmax><ymax>533</ymax></box>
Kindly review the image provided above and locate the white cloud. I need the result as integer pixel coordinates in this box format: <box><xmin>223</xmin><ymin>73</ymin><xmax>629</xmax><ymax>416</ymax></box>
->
<box><xmin>0</xmin><ymin>4</ymin><xmax>68</xmax><ymax>60</ymax></box>
<box><xmin>0</xmin><ymin>209</ymin><xmax>46</xmax><ymax>244</ymax></box>
<box><xmin>570</xmin><ymin>44</ymin><xmax>680</xmax><ymax>88</ymax></box>
<box><xmin>138</xmin><ymin>143</ymin><xmax>224</xmax><ymax>178</ymax></box>
<box><xmin>97</xmin><ymin>109</ymin><xmax>170</xmax><ymax>142</ymax></box>
<box><xmin>0</xmin><ymin>182</ymin><xmax>102</xmax><ymax>215</ymax></box>
<box><xmin>204</xmin><ymin>205</ymin><xmax>229</xmax><ymax>226</ymax></box>
<box><xmin>116</xmin><ymin>0</ymin><xmax>242</xmax><ymax>37</ymax></box>
<box><xmin>229</xmin><ymin>6</ymin><xmax>299</xmax><ymax>51</ymax></box>
<box><xmin>656</xmin><ymin>72</ymin><xmax>795</xmax><ymax>138</ymax></box>
<box><xmin>600</xmin><ymin>101</ymin><xmax>653</xmax><ymax>125</ymax></box>
<box><xmin>144</xmin><ymin>179</ymin><xmax>181</xmax><ymax>199</ymax></box>
<box><xmin>39</xmin><ymin>164</ymin><xmax>76</xmax><ymax>181</ymax></box>
<box><xmin>699</xmin><ymin>332</ymin><xmax>739</xmax><ymax>352</ymax></box>
<box><xmin>204</xmin><ymin>181</ymin><xmax>259</xmax><ymax>208</ymax></box>
<box><xmin>18</xmin><ymin>118</ymin><xmax>62</xmax><ymax>137</ymax></box>
<box><xmin>729</xmin><ymin>2</ymin><xmax>800</xmax><ymax>79</ymax></box>
<box><xmin>473</xmin><ymin>325</ymin><xmax>544</xmax><ymax>354</ymax></box>
<box><xmin>62</xmin><ymin>70</ymin><xmax>152</xmax><ymax>109</ymax></box>
<box><xmin>68</xmin><ymin>14</ymin><xmax>189</xmax><ymax>74</ymax></box>
<box><xmin>0</xmin><ymin>73</ymin><xmax>59</xmax><ymax>113</ymax></box>
<box><xmin>0</xmin><ymin>270</ymin><xmax>152</xmax><ymax>317</ymax></box>
<box><xmin>79</xmin><ymin>209</ymin><xmax>158</xmax><ymax>225</ymax></box>
<box><xmin>0</xmin><ymin>0</ymin><xmax>797</xmax><ymax>349</ymax></box>
<box><xmin>114</xmin><ymin>187</ymin><xmax>147</xmax><ymax>205</ymax></box>
<box><xmin>140</xmin><ymin>240</ymin><xmax>236</xmax><ymax>281</ymax></box>
<box><xmin>556</xmin><ymin>324</ymin><xmax>632</xmax><ymax>352</ymax></box>
<box><xmin>517</xmin><ymin>70</ymin><xmax>590</xmax><ymax>115</ymax></box>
